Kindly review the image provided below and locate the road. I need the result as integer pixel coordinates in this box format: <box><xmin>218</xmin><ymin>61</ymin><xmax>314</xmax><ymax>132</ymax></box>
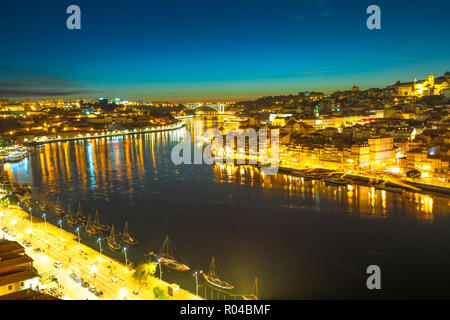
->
<box><xmin>0</xmin><ymin>204</ymin><xmax>201</xmax><ymax>300</ymax></box>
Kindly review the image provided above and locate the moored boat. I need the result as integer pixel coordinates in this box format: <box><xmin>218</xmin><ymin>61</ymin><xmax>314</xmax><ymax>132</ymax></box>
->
<box><xmin>107</xmin><ymin>225</ymin><xmax>121</xmax><ymax>250</ymax></box>
<box><xmin>77</xmin><ymin>202</ymin><xmax>87</xmax><ymax>225</ymax></box>
<box><xmin>54</xmin><ymin>196</ymin><xmax>64</xmax><ymax>216</ymax></box>
<box><xmin>66</xmin><ymin>204</ymin><xmax>77</xmax><ymax>225</ymax></box>
<box><xmin>149</xmin><ymin>236</ymin><xmax>190</xmax><ymax>272</ymax></box>
<box><xmin>39</xmin><ymin>200</ymin><xmax>49</xmax><ymax>212</ymax></box>
<box><xmin>85</xmin><ymin>213</ymin><xmax>99</xmax><ymax>235</ymax></box>
<box><xmin>121</xmin><ymin>220</ymin><xmax>138</xmax><ymax>246</ymax></box>
<box><xmin>201</xmin><ymin>257</ymin><xmax>234</xmax><ymax>290</ymax></box>
<box><xmin>93</xmin><ymin>210</ymin><xmax>110</xmax><ymax>232</ymax></box>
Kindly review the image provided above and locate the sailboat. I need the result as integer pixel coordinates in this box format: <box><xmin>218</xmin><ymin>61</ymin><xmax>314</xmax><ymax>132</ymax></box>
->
<box><xmin>149</xmin><ymin>236</ymin><xmax>190</xmax><ymax>272</ymax></box>
<box><xmin>85</xmin><ymin>213</ymin><xmax>99</xmax><ymax>235</ymax></box>
<box><xmin>39</xmin><ymin>200</ymin><xmax>49</xmax><ymax>212</ymax></box>
<box><xmin>65</xmin><ymin>204</ymin><xmax>77</xmax><ymax>225</ymax></box>
<box><xmin>107</xmin><ymin>225</ymin><xmax>121</xmax><ymax>250</ymax></box>
<box><xmin>93</xmin><ymin>210</ymin><xmax>110</xmax><ymax>232</ymax></box>
<box><xmin>77</xmin><ymin>202</ymin><xmax>87</xmax><ymax>225</ymax></box>
<box><xmin>55</xmin><ymin>196</ymin><xmax>64</xmax><ymax>216</ymax></box>
<box><xmin>121</xmin><ymin>221</ymin><xmax>138</xmax><ymax>246</ymax></box>
<box><xmin>201</xmin><ymin>257</ymin><xmax>234</xmax><ymax>290</ymax></box>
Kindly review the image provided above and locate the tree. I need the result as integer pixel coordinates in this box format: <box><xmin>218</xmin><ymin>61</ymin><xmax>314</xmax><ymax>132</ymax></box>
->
<box><xmin>153</xmin><ymin>286</ymin><xmax>171</xmax><ymax>300</ymax></box>
<box><xmin>133</xmin><ymin>259</ymin><xmax>157</xmax><ymax>285</ymax></box>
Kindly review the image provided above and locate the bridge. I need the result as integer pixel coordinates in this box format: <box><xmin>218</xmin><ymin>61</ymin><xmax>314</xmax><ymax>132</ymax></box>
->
<box><xmin>185</xmin><ymin>104</ymin><xmax>225</xmax><ymax>113</ymax></box>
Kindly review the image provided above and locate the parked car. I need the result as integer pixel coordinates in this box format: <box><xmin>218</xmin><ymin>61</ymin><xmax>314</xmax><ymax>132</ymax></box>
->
<box><xmin>94</xmin><ymin>290</ymin><xmax>103</xmax><ymax>297</ymax></box>
<box><xmin>88</xmin><ymin>286</ymin><xmax>96</xmax><ymax>293</ymax></box>
<box><xmin>82</xmin><ymin>281</ymin><xmax>90</xmax><ymax>288</ymax></box>
<box><xmin>22</xmin><ymin>240</ymin><xmax>32</xmax><ymax>247</ymax></box>
<box><xmin>33</xmin><ymin>248</ymin><xmax>41</xmax><ymax>253</ymax></box>
<box><xmin>53</xmin><ymin>261</ymin><xmax>63</xmax><ymax>268</ymax></box>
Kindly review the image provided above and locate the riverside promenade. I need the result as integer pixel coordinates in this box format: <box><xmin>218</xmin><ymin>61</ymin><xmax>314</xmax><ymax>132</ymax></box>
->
<box><xmin>0</xmin><ymin>203</ymin><xmax>201</xmax><ymax>300</ymax></box>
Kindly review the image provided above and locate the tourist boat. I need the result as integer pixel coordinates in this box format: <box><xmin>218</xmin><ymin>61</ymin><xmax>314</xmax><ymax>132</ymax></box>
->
<box><xmin>93</xmin><ymin>210</ymin><xmax>110</xmax><ymax>232</ymax></box>
<box><xmin>149</xmin><ymin>236</ymin><xmax>190</xmax><ymax>272</ymax></box>
<box><xmin>375</xmin><ymin>185</ymin><xmax>405</xmax><ymax>194</ymax></box>
<box><xmin>77</xmin><ymin>202</ymin><xmax>87</xmax><ymax>225</ymax></box>
<box><xmin>107</xmin><ymin>225</ymin><xmax>121</xmax><ymax>250</ymax></box>
<box><xmin>324</xmin><ymin>178</ymin><xmax>349</xmax><ymax>186</ymax></box>
<box><xmin>54</xmin><ymin>197</ymin><xmax>64</xmax><ymax>216</ymax></box>
<box><xmin>39</xmin><ymin>200</ymin><xmax>49</xmax><ymax>212</ymax></box>
<box><xmin>85</xmin><ymin>213</ymin><xmax>99</xmax><ymax>235</ymax></box>
<box><xmin>201</xmin><ymin>257</ymin><xmax>234</xmax><ymax>290</ymax></box>
<box><xmin>24</xmin><ymin>197</ymin><xmax>33</xmax><ymax>207</ymax></box>
<box><xmin>121</xmin><ymin>220</ymin><xmax>138</xmax><ymax>246</ymax></box>
<box><xmin>65</xmin><ymin>204</ymin><xmax>78</xmax><ymax>225</ymax></box>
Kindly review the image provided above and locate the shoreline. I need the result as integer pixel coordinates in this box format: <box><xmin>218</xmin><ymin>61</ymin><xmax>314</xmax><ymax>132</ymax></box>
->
<box><xmin>25</xmin><ymin>122</ymin><xmax>186</xmax><ymax>145</ymax></box>
<box><xmin>0</xmin><ymin>199</ymin><xmax>202</xmax><ymax>300</ymax></box>
<box><xmin>277</xmin><ymin>166</ymin><xmax>450</xmax><ymax>197</ymax></box>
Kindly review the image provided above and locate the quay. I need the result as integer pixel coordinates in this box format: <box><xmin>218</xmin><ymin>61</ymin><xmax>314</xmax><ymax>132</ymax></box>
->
<box><xmin>0</xmin><ymin>201</ymin><xmax>202</xmax><ymax>300</ymax></box>
<box><xmin>27</xmin><ymin>122</ymin><xmax>186</xmax><ymax>145</ymax></box>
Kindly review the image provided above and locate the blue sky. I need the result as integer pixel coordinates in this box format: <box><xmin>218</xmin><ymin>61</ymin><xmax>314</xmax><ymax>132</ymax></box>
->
<box><xmin>0</xmin><ymin>0</ymin><xmax>449</xmax><ymax>101</ymax></box>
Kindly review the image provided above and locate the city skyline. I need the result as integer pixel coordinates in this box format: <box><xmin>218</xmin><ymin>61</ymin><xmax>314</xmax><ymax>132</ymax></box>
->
<box><xmin>1</xmin><ymin>0</ymin><xmax>450</xmax><ymax>101</ymax></box>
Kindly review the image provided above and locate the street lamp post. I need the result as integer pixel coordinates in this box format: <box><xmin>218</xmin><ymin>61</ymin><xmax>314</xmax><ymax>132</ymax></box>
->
<box><xmin>194</xmin><ymin>271</ymin><xmax>199</xmax><ymax>296</ymax></box>
<box><xmin>29</xmin><ymin>207</ymin><xmax>32</xmax><ymax>223</ymax></box>
<box><xmin>58</xmin><ymin>220</ymin><xmax>63</xmax><ymax>238</ymax></box>
<box><xmin>11</xmin><ymin>219</ymin><xmax>17</xmax><ymax>235</ymax></box>
<box><xmin>97</xmin><ymin>237</ymin><xmax>102</xmax><ymax>254</ymax></box>
<box><xmin>123</xmin><ymin>247</ymin><xmax>128</xmax><ymax>269</ymax></box>
<box><xmin>76</xmin><ymin>228</ymin><xmax>81</xmax><ymax>245</ymax></box>
<box><xmin>42</xmin><ymin>213</ymin><xmax>47</xmax><ymax>231</ymax></box>
<box><xmin>157</xmin><ymin>259</ymin><xmax>162</xmax><ymax>280</ymax></box>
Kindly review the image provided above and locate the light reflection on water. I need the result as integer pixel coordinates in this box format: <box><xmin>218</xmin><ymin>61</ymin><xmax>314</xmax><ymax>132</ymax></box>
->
<box><xmin>3</xmin><ymin>116</ymin><xmax>450</xmax><ymax>299</ymax></box>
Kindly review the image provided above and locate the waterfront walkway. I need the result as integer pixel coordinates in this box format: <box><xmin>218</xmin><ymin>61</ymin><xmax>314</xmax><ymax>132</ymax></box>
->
<box><xmin>0</xmin><ymin>204</ymin><xmax>201</xmax><ymax>300</ymax></box>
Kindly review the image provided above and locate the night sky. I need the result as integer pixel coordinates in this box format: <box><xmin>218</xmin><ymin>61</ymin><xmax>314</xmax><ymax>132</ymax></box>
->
<box><xmin>0</xmin><ymin>0</ymin><xmax>449</xmax><ymax>101</ymax></box>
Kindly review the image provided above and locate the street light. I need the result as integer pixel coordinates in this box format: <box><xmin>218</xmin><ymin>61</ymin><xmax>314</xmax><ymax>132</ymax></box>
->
<box><xmin>58</xmin><ymin>220</ymin><xmax>63</xmax><ymax>238</ymax></box>
<box><xmin>76</xmin><ymin>228</ymin><xmax>81</xmax><ymax>245</ymax></box>
<box><xmin>42</xmin><ymin>213</ymin><xmax>47</xmax><ymax>231</ymax></box>
<box><xmin>194</xmin><ymin>271</ymin><xmax>199</xmax><ymax>296</ymax></box>
<box><xmin>97</xmin><ymin>237</ymin><xmax>102</xmax><ymax>254</ymax></box>
<box><xmin>11</xmin><ymin>219</ymin><xmax>17</xmax><ymax>234</ymax></box>
<box><xmin>119</xmin><ymin>288</ymin><xmax>128</xmax><ymax>300</ymax></box>
<box><xmin>157</xmin><ymin>259</ymin><xmax>162</xmax><ymax>280</ymax></box>
<box><xmin>122</xmin><ymin>247</ymin><xmax>128</xmax><ymax>269</ymax></box>
<box><xmin>29</xmin><ymin>207</ymin><xmax>32</xmax><ymax>223</ymax></box>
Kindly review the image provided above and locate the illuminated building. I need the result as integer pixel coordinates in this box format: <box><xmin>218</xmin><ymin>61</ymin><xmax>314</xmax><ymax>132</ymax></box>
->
<box><xmin>0</xmin><ymin>240</ymin><xmax>40</xmax><ymax>296</ymax></box>
<box><xmin>389</xmin><ymin>72</ymin><xmax>450</xmax><ymax>97</ymax></box>
<box><xmin>367</xmin><ymin>136</ymin><xmax>395</xmax><ymax>167</ymax></box>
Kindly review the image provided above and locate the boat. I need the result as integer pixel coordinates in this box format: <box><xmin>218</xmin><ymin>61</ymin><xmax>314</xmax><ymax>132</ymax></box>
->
<box><xmin>65</xmin><ymin>204</ymin><xmax>78</xmax><ymax>225</ymax></box>
<box><xmin>54</xmin><ymin>197</ymin><xmax>64</xmax><ymax>216</ymax></box>
<box><xmin>121</xmin><ymin>221</ymin><xmax>138</xmax><ymax>246</ymax></box>
<box><xmin>85</xmin><ymin>213</ymin><xmax>99</xmax><ymax>235</ymax></box>
<box><xmin>375</xmin><ymin>185</ymin><xmax>405</xmax><ymax>194</ymax></box>
<box><xmin>39</xmin><ymin>200</ymin><xmax>49</xmax><ymax>212</ymax></box>
<box><xmin>77</xmin><ymin>202</ymin><xmax>87</xmax><ymax>225</ymax></box>
<box><xmin>324</xmin><ymin>178</ymin><xmax>348</xmax><ymax>186</ymax></box>
<box><xmin>149</xmin><ymin>236</ymin><xmax>190</xmax><ymax>272</ymax></box>
<box><xmin>107</xmin><ymin>225</ymin><xmax>121</xmax><ymax>250</ymax></box>
<box><xmin>93</xmin><ymin>210</ymin><xmax>110</xmax><ymax>232</ymax></box>
<box><xmin>201</xmin><ymin>257</ymin><xmax>234</xmax><ymax>290</ymax></box>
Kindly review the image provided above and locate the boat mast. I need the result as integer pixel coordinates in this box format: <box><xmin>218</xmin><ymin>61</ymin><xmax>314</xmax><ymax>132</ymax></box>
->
<box><xmin>124</xmin><ymin>221</ymin><xmax>129</xmax><ymax>236</ymax></box>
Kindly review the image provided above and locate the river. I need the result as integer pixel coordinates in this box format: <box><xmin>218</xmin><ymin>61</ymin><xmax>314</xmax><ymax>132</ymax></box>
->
<box><xmin>3</xmin><ymin>116</ymin><xmax>450</xmax><ymax>299</ymax></box>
